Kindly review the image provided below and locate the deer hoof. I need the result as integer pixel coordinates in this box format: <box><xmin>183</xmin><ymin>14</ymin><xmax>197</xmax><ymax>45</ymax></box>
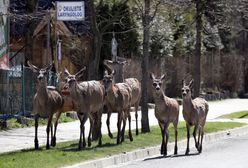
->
<box><xmin>34</xmin><ymin>139</ymin><xmax>39</xmax><ymax>150</ymax></box>
<box><xmin>136</xmin><ymin>129</ymin><xmax>139</xmax><ymax>136</ymax></box>
<box><xmin>88</xmin><ymin>141</ymin><xmax>92</xmax><ymax>147</ymax></box>
<box><xmin>46</xmin><ymin>144</ymin><xmax>50</xmax><ymax>150</ymax></box>
<box><xmin>185</xmin><ymin>148</ymin><xmax>190</xmax><ymax>155</ymax></box>
<box><xmin>51</xmin><ymin>137</ymin><xmax>56</xmax><ymax>147</ymax></box>
<box><xmin>174</xmin><ymin>147</ymin><xmax>178</xmax><ymax>155</ymax></box>
<box><xmin>109</xmin><ymin>133</ymin><xmax>113</xmax><ymax>139</ymax></box>
<box><xmin>198</xmin><ymin>146</ymin><xmax>202</xmax><ymax>153</ymax></box>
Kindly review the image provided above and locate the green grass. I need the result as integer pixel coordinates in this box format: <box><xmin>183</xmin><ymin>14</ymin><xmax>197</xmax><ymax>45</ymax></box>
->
<box><xmin>218</xmin><ymin>111</ymin><xmax>248</xmax><ymax>119</ymax></box>
<box><xmin>2</xmin><ymin>114</ymin><xmax>75</xmax><ymax>130</ymax></box>
<box><xmin>0</xmin><ymin>121</ymin><xmax>245</xmax><ymax>168</ymax></box>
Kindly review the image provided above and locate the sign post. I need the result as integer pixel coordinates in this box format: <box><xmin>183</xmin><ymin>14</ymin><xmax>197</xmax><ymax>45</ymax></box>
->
<box><xmin>56</xmin><ymin>1</ymin><xmax>85</xmax><ymax>21</ymax></box>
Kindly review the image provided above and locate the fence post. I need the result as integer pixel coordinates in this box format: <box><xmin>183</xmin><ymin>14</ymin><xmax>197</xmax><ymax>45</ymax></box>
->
<box><xmin>21</xmin><ymin>63</ymin><xmax>25</xmax><ymax>115</ymax></box>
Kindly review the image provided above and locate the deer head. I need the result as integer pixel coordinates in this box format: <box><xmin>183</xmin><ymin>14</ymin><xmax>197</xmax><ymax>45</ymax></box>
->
<box><xmin>64</xmin><ymin>67</ymin><xmax>86</xmax><ymax>88</ymax></box>
<box><xmin>103</xmin><ymin>70</ymin><xmax>115</xmax><ymax>93</ymax></box>
<box><xmin>182</xmin><ymin>79</ymin><xmax>193</xmax><ymax>98</ymax></box>
<box><xmin>150</xmin><ymin>73</ymin><xmax>166</xmax><ymax>93</ymax></box>
<box><xmin>28</xmin><ymin>61</ymin><xmax>53</xmax><ymax>86</ymax></box>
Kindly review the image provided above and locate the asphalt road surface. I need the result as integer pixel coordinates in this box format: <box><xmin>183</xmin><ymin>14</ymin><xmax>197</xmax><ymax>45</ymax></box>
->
<box><xmin>111</xmin><ymin>134</ymin><xmax>248</xmax><ymax>168</ymax></box>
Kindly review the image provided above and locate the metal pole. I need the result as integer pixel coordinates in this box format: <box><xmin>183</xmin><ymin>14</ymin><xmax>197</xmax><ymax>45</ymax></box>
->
<box><xmin>22</xmin><ymin>63</ymin><xmax>25</xmax><ymax>114</ymax></box>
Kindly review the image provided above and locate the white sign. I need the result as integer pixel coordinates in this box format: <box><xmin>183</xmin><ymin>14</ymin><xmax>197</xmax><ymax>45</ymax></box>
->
<box><xmin>56</xmin><ymin>1</ymin><xmax>85</xmax><ymax>21</ymax></box>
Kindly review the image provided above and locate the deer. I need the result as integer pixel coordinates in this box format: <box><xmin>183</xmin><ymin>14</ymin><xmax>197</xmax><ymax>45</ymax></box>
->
<box><xmin>103</xmin><ymin>70</ymin><xmax>133</xmax><ymax>144</ymax></box>
<box><xmin>103</xmin><ymin>59</ymin><xmax>141</xmax><ymax>136</ymax></box>
<box><xmin>28</xmin><ymin>61</ymin><xmax>64</xmax><ymax>150</ymax></box>
<box><xmin>150</xmin><ymin>73</ymin><xmax>179</xmax><ymax>156</ymax></box>
<box><xmin>182</xmin><ymin>80</ymin><xmax>209</xmax><ymax>154</ymax></box>
<box><xmin>64</xmin><ymin>67</ymin><xmax>105</xmax><ymax>149</ymax></box>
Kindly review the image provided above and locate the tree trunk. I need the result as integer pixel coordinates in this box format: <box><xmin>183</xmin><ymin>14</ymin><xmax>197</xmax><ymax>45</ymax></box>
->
<box><xmin>88</xmin><ymin>1</ymin><xmax>101</xmax><ymax>80</ymax></box>
<box><xmin>193</xmin><ymin>0</ymin><xmax>203</xmax><ymax>98</ymax></box>
<box><xmin>141</xmin><ymin>0</ymin><xmax>150</xmax><ymax>133</ymax></box>
<box><xmin>25</xmin><ymin>0</ymin><xmax>38</xmax><ymax>62</ymax></box>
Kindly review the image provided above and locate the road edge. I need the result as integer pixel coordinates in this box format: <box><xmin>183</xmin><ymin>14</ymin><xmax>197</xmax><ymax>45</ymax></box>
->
<box><xmin>63</xmin><ymin>124</ymin><xmax>248</xmax><ymax>168</ymax></box>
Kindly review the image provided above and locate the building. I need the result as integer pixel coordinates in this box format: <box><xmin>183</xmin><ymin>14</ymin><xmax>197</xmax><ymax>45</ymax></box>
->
<box><xmin>0</xmin><ymin>0</ymin><xmax>9</xmax><ymax>70</ymax></box>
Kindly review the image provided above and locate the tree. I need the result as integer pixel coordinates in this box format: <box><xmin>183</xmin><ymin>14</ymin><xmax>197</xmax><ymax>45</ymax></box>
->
<box><xmin>88</xmin><ymin>1</ymin><xmax>138</xmax><ymax>79</ymax></box>
<box><xmin>193</xmin><ymin>0</ymin><xmax>203</xmax><ymax>97</ymax></box>
<box><xmin>26</xmin><ymin>0</ymin><xmax>38</xmax><ymax>62</ymax></box>
<box><xmin>132</xmin><ymin>0</ymin><xmax>162</xmax><ymax>133</ymax></box>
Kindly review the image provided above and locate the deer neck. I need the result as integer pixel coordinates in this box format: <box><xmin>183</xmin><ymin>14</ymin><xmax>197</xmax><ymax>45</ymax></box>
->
<box><xmin>153</xmin><ymin>90</ymin><xmax>166</xmax><ymax>104</ymax></box>
<box><xmin>182</xmin><ymin>97</ymin><xmax>194</xmax><ymax>113</ymax></box>
<box><xmin>37</xmin><ymin>83</ymin><xmax>48</xmax><ymax>98</ymax></box>
<box><xmin>106</xmin><ymin>84</ymin><xmax>118</xmax><ymax>105</ymax></box>
<box><xmin>69</xmin><ymin>82</ymin><xmax>81</xmax><ymax>100</ymax></box>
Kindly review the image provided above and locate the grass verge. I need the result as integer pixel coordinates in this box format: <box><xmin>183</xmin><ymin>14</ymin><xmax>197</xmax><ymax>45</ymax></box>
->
<box><xmin>0</xmin><ymin>121</ymin><xmax>245</xmax><ymax>168</ymax></box>
<box><xmin>218</xmin><ymin>111</ymin><xmax>248</xmax><ymax>119</ymax></box>
<box><xmin>1</xmin><ymin>113</ymin><xmax>75</xmax><ymax>130</ymax></box>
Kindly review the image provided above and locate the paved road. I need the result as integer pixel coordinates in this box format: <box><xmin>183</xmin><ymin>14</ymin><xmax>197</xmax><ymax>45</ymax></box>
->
<box><xmin>110</xmin><ymin>133</ymin><xmax>248</xmax><ymax>168</ymax></box>
<box><xmin>0</xmin><ymin>98</ymin><xmax>248</xmax><ymax>153</ymax></box>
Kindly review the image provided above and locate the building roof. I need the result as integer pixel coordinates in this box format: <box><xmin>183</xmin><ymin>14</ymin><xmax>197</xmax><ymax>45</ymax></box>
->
<box><xmin>33</xmin><ymin>14</ymin><xmax>72</xmax><ymax>37</ymax></box>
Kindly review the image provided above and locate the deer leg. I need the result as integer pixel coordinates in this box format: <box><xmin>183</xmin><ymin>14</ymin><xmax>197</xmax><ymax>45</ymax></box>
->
<box><xmin>88</xmin><ymin>116</ymin><xmax>93</xmax><ymax>147</ymax></box>
<box><xmin>198</xmin><ymin>128</ymin><xmax>204</xmax><ymax>153</ymax></box>
<box><xmin>185</xmin><ymin>123</ymin><xmax>190</xmax><ymax>155</ymax></box>
<box><xmin>50</xmin><ymin>123</ymin><xmax>53</xmax><ymax>146</ymax></box>
<box><xmin>77</xmin><ymin>113</ymin><xmax>86</xmax><ymax>150</ymax></box>
<box><xmin>193</xmin><ymin>125</ymin><xmax>199</xmax><ymax>149</ymax></box>
<box><xmin>159</xmin><ymin>123</ymin><xmax>165</xmax><ymax>155</ymax></box>
<box><xmin>82</xmin><ymin>113</ymin><xmax>88</xmax><ymax>148</ymax></box>
<box><xmin>34</xmin><ymin>114</ymin><xmax>39</xmax><ymax>150</ymax></box>
<box><xmin>121</xmin><ymin>111</ymin><xmax>127</xmax><ymax>143</ymax></box>
<box><xmin>97</xmin><ymin>111</ymin><xmax>102</xmax><ymax>146</ymax></box>
<box><xmin>52</xmin><ymin>112</ymin><xmax>62</xmax><ymax>147</ymax></box>
<box><xmin>106</xmin><ymin>110</ymin><xmax>113</xmax><ymax>139</ymax></box>
<box><xmin>164</xmin><ymin>125</ymin><xmax>169</xmax><ymax>156</ymax></box>
<box><xmin>135</xmin><ymin>103</ymin><xmax>139</xmax><ymax>135</ymax></box>
<box><xmin>117</xmin><ymin>111</ymin><xmax>122</xmax><ymax>144</ymax></box>
<box><xmin>46</xmin><ymin>115</ymin><xmax>53</xmax><ymax>149</ymax></box>
<box><xmin>128</xmin><ymin>109</ymin><xmax>133</xmax><ymax>142</ymax></box>
<box><xmin>173</xmin><ymin>122</ymin><xmax>178</xmax><ymax>155</ymax></box>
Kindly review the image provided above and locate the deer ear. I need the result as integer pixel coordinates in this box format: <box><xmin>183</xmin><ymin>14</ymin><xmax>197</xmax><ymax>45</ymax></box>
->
<box><xmin>27</xmin><ymin>61</ymin><xmax>39</xmax><ymax>73</ymax></box>
<box><xmin>64</xmin><ymin>68</ymin><xmax>70</xmax><ymax>77</ymax></box>
<box><xmin>161</xmin><ymin>74</ymin><xmax>166</xmax><ymax>81</ymax></box>
<box><xmin>75</xmin><ymin>66</ymin><xmax>86</xmax><ymax>79</ymax></box>
<box><xmin>182</xmin><ymin>80</ymin><xmax>185</xmax><ymax>87</ymax></box>
<box><xmin>104</xmin><ymin>70</ymin><xmax>109</xmax><ymax>76</ymax></box>
<box><xmin>189</xmin><ymin>79</ymin><xmax>194</xmax><ymax>88</ymax></box>
<box><xmin>150</xmin><ymin>73</ymin><xmax>155</xmax><ymax>80</ymax></box>
<box><xmin>111</xmin><ymin>70</ymin><xmax>116</xmax><ymax>76</ymax></box>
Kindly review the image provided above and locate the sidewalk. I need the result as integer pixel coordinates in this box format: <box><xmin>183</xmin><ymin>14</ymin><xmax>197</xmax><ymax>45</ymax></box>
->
<box><xmin>0</xmin><ymin>98</ymin><xmax>248</xmax><ymax>154</ymax></box>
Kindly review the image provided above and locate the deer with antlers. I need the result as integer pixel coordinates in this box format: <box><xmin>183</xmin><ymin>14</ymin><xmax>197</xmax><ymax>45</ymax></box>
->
<box><xmin>103</xmin><ymin>70</ymin><xmax>133</xmax><ymax>144</ymax></box>
<box><xmin>182</xmin><ymin>80</ymin><xmax>209</xmax><ymax>154</ymax></box>
<box><xmin>64</xmin><ymin>67</ymin><xmax>105</xmax><ymax>149</ymax></box>
<box><xmin>150</xmin><ymin>73</ymin><xmax>179</xmax><ymax>156</ymax></box>
<box><xmin>28</xmin><ymin>61</ymin><xmax>64</xmax><ymax>150</ymax></box>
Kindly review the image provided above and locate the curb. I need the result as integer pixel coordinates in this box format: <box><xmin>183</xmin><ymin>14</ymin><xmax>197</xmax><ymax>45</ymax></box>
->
<box><xmin>63</xmin><ymin>125</ymin><xmax>248</xmax><ymax>168</ymax></box>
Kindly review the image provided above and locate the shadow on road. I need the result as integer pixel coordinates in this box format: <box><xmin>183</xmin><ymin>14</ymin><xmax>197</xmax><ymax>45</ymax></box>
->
<box><xmin>144</xmin><ymin>152</ymin><xmax>200</xmax><ymax>161</ymax></box>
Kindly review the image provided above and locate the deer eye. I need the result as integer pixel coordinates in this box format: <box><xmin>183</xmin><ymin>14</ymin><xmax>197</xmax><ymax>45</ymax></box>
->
<box><xmin>186</xmin><ymin>89</ymin><xmax>190</xmax><ymax>92</ymax></box>
<box><xmin>152</xmin><ymin>83</ymin><xmax>157</xmax><ymax>87</ymax></box>
<box><xmin>158</xmin><ymin>82</ymin><xmax>162</xmax><ymax>86</ymax></box>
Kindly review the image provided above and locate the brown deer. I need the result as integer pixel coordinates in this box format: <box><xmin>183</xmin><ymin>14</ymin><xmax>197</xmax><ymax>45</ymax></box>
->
<box><xmin>103</xmin><ymin>70</ymin><xmax>133</xmax><ymax>144</ymax></box>
<box><xmin>64</xmin><ymin>67</ymin><xmax>105</xmax><ymax>149</ymax></box>
<box><xmin>182</xmin><ymin>80</ymin><xmax>209</xmax><ymax>154</ymax></box>
<box><xmin>150</xmin><ymin>73</ymin><xmax>179</xmax><ymax>156</ymax></box>
<box><xmin>103</xmin><ymin>60</ymin><xmax>141</xmax><ymax>136</ymax></box>
<box><xmin>28</xmin><ymin>61</ymin><xmax>64</xmax><ymax>150</ymax></box>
